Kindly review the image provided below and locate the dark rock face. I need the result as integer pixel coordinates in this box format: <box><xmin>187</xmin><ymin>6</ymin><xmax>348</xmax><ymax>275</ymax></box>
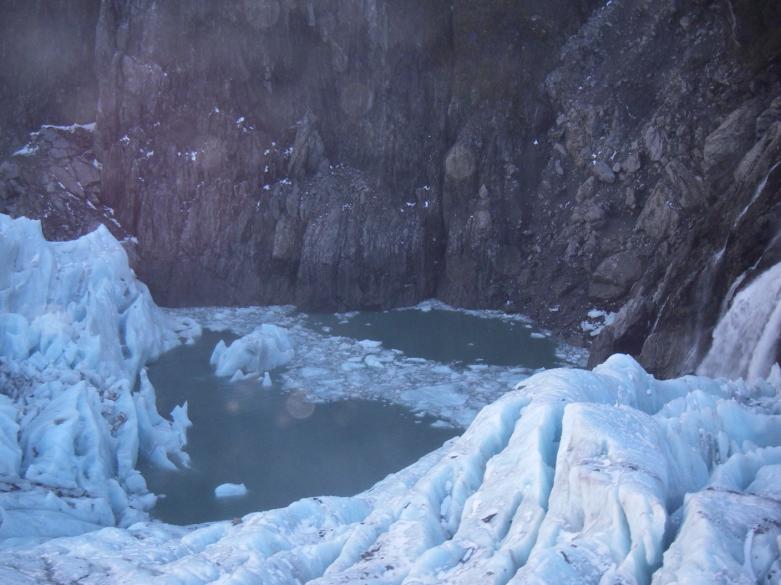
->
<box><xmin>93</xmin><ymin>0</ymin><xmax>458</xmax><ymax>307</ymax></box>
<box><xmin>0</xmin><ymin>124</ymin><xmax>132</xmax><ymax>249</ymax></box>
<box><xmin>2</xmin><ymin>0</ymin><xmax>781</xmax><ymax>378</ymax></box>
<box><xmin>0</xmin><ymin>0</ymin><xmax>100</xmax><ymax>157</ymax></box>
<box><xmin>90</xmin><ymin>0</ymin><xmax>602</xmax><ymax>310</ymax></box>
<box><xmin>589</xmin><ymin>251</ymin><xmax>642</xmax><ymax>301</ymax></box>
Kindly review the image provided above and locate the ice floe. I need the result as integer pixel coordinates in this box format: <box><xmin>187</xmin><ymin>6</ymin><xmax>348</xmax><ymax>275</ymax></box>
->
<box><xmin>170</xmin><ymin>305</ymin><xmax>577</xmax><ymax>427</ymax></box>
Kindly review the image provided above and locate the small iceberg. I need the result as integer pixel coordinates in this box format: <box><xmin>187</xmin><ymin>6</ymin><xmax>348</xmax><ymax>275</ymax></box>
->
<box><xmin>210</xmin><ymin>324</ymin><xmax>294</xmax><ymax>381</ymax></box>
<box><xmin>214</xmin><ymin>483</ymin><xmax>248</xmax><ymax>499</ymax></box>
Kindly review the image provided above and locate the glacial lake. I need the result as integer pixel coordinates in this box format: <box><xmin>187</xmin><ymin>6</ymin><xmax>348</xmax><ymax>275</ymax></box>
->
<box><xmin>308</xmin><ymin>307</ymin><xmax>557</xmax><ymax>367</ymax></box>
<box><xmin>143</xmin><ymin>308</ymin><xmax>562</xmax><ymax>525</ymax></box>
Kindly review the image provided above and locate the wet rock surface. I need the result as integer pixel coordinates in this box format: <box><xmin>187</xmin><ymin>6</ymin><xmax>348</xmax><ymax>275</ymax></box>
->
<box><xmin>2</xmin><ymin>0</ymin><xmax>780</xmax><ymax>377</ymax></box>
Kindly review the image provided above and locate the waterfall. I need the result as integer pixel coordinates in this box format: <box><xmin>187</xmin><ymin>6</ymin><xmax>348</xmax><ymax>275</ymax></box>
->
<box><xmin>682</xmin><ymin>245</ymin><xmax>726</xmax><ymax>372</ymax></box>
<box><xmin>733</xmin><ymin>160</ymin><xmax>781</xmax><ymax>229</ymax></box>
<box><xmin>697</xmin><ymin>260</ymin><xmax>781</xmax><ymax>381</ymax></box>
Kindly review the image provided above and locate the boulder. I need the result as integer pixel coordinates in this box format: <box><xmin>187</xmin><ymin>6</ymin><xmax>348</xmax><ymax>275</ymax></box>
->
<box><xmin>589</xmin><ymin>251</ymin><xmax>643</xmax><ymax>300</ymax></box>
<box><xmin>703</xmin><ymin>100</ymin><xmax>763</xmax><ymax>182</ymax></box>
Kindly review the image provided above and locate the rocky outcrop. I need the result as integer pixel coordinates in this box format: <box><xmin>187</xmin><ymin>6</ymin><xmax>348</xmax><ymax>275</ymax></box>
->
<box><xmin>0</xmin><ymin>124</ymin><xmax>131</xmax><ymax>246</ymax></box>
<box><xmin>2</xmin><ymin>0</ymin><xmax>780</xmax><ymax>378</ymax></box>
<box><xmin>589</xmin><ymin>251</ymin><xmax>643</xmax><ymax>301</ymax></box>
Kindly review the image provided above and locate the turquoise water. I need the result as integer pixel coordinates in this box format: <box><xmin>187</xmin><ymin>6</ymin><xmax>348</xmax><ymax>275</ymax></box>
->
<box><xmin>143</xmin><ymin>308</ymin><xmax>561</xmax><ymax>526</ymax></box>
<box><xmin>142</xmin><ymin>331</ymin><xmax>458</xmax><ymax>525</ymax></box>
<box><xmin>308</xmin><ymin>307</ymin><xmax>557</xmax><ymax>367</ymax></box>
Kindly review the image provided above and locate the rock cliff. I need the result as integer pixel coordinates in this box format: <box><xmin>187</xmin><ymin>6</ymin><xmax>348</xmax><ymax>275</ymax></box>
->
<box><xmin>0</xmin><ymin>0</ymin><xmax>100</xmax><ymax>156</ymax></box>
<box><xmin>1</xmin><ymin>0</ymin><xmax>780</xmax><ymax>377</ymax></box>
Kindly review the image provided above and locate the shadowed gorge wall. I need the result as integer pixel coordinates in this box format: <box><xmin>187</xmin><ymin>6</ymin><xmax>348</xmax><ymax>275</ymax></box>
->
<box><xmin>0</xmin><ymin>0</ymin><xmax>100</xmax><ymax>156</ymax></box>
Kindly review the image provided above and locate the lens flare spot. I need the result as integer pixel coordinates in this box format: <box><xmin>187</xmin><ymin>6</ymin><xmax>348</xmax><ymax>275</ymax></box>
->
<box><xmin>286</xmin><ymin>391</ymin><xmax>315</xmax><ymax>420</ymax></box>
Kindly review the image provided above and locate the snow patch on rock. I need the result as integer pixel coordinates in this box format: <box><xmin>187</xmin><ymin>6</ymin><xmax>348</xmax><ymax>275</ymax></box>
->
<box><xmin>580</xmin><ymin>307</ymin><xmax>617</xmax><ymax>337</ymax></box>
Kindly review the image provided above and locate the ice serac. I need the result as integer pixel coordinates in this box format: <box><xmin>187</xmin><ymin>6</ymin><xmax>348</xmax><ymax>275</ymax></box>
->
<box><xmin>0</xmin><ymin>213</ymin><xmax>199</xmax><ymax>540</ymax></box>
<box><xmin>698</xmin><ymin>260</ymin><xmax>781</xmax><ymax>382</ymax></box>
<box><xmin>0</xmin><ymin>354</ymin><xmax>778</xmax><ymax>584</ymax></box>
<box><xmin>209</xmin><ymin>324</ymin><xmax>294</xmax><ymax>381</ymax></box>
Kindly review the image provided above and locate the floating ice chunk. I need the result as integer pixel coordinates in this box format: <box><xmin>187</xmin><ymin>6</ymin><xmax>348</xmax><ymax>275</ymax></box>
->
<box><xmin>210</xmin><ymin>324</ymin><xmax>294</xmax><ymax>380</ymax></box>
<box><xmin>364</xmin><ymin>354</ymin><xmax>383</xmax><ymax>368</ymax></box>
<box><xmin>214</xmin><ymin>483</ymin><xmax>248</xmax><ymax>499</ymax></box>
<box><xmin>358</xmin><ymin>339</ymin><xmax>382</xmax><ymax>350</ymax></box>
<box><xmin>171</xmin><ymin>315</ymin><xmax>202</xmax><ymax>345</ymax></box>
<box><xmin>229</xmin><ymin>369</ymin><xmax>256</xmax><ymax>383</ymax></box>
<box><xmin>298</xmin><ymin>366</ymin><xmax>329</xmax><ymax>378</ymax></box>
<box><xmin>340</xmin><ymin>360</ymin><xmax>365</xmax><ymax>371</ymax></box>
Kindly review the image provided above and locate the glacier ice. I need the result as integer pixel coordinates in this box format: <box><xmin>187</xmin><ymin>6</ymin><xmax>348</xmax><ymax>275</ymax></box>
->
<box><xmin>0</xmin><ymin>353</ymin><xmax>778</xmax><ymax>584</ymax></box>
<box><xmin>0</xmin><ymin>214</ymin><xmax>197</xmax><ymax>541</ymax></box>
<box><xmin>209</xmin><ymin>324</ymin><xmax>293</xmax><ymax>381</ymax></box>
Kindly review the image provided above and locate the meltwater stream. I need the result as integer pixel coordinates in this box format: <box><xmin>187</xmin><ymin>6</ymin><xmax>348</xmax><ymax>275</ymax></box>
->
<box><xmin>142</xmin><ymin>307</ymin><xmax>565</xmax><ymax>525</ymax></box>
